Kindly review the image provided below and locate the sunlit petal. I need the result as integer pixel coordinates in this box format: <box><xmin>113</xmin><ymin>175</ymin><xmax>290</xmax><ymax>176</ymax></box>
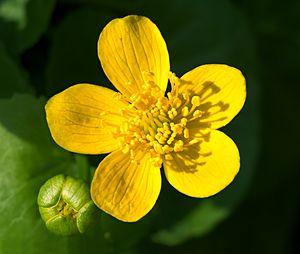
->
<box><xmin>91</xmin><ymin>149</ymin><xmax>161</xmax><ymax>222</ymax></box>
<box><xmin>45</xmin><ymin>84</ymin><xmax>128</xmax><ymax>154</ymax></box>
<box><xmin>98</xmin><ymin>15</ymin><xmax>170</xmax><ymax>99</ymax></box>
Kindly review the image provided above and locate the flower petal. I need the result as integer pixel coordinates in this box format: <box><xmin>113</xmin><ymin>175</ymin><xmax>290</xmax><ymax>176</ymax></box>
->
<box><xmin>163</xmin><ymin>130</ymin><xmax>240</xmax><ymax>198</ymax></box>
<box><xmin>180</xmin><ymin>64</ymin><xmax>246</xmax><ymax>129</ymax></box>
<box><xmin>91</xmin><ymin>149</ymin><xmax>161</xmax><ymax>222</ymax></box>
<box><xmin>98</xmin><ymin>15</ymin><xmax>170</xmax><ymax>99</ymax></box>
<box><xmin>45</xmin><ymin>84</ymin><xmax>128</xmax><ymax>154</ymax></box>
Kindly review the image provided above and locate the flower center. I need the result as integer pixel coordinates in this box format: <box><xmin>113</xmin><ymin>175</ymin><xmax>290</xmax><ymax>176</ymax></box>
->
<box><xmin>114</xmin><ymin>73</ymin><xmax>205</xmax><ymax>167</ymax></box>
<box><xmin>56</xmin><ymin>198</ymin><xmax>77</xmax><ymax>219</ymax></box>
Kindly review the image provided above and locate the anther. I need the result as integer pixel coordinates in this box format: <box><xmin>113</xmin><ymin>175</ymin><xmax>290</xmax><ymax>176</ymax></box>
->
<box><xmin>165</xmin><ymin>154</ymin><xmax>173</xmax><ymax>160</ymax></box>
<box><xmin>163</xmin><ymin>145</ymin><xmax>173</xmax><ymax>153</ymax></box>
<box><xmin>122</xmin><ymin>144</ymin><xmax>129</xmax><ymax>154</ymax></box>
<box><xmin>181</xmin><ymin>118</ymin><xmax>188</xmax><ymax>125</ymax></box>
<box><xmin>172</xmin><ymin>97</ymin><xmax>182</xmax><ymax>108</ymax></box>
<box><xmin>130</xmin><ymin>150</ymin><xmax>135</xmax><ymax>159</ymax></box>
<box><xmin>182</xmin><ymin>106</ymin><xmax>189</xmax><ymax>116</ymax></box>
<box><xmin>193</xmin><ymin>110</ymin><xmax>203</xmax><ymax>118</ymax></box>
<box><xmin>191</xmin><ymin>96</ymin><xmax>201</xmax><ymax>107</ymax></box>
<box><xmin>154</xmin><ymin>118</ymin><xmax>163</xmax><ymax>127</ymax></box>
<box><xmin>189</xmin><ymin>139</ymin><xmax>200</xmax><ymax>145</ymax></box>
<box><xmin>174</xmin><ymin>140</ymin><xmax>184</xmax><ymax>152</ymax></box>
<box><xmin>184</xmin><ymin>128</ymin><xmax>189</xmax><ymax>139</ymax></box>
<box><xmin>153</xmin><ymin>142</ymin><xmax>164</xmax><ymax>154</ymax></box>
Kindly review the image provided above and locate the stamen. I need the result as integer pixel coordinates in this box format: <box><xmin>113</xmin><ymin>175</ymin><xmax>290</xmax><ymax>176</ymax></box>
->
<box><xmin>182</xmin><ymin>106</ymin><xmax>189</xmax><ymax>116</ymax></box>
<box><xmin>165</xmin><ymin>154</ymin><xmax>173</xmax><ymax>160</ymax></box>
<box><xmin>191</xmin><ymin>96</ymin><xmax>201</xmax><ymax>107</ymax></box>
<box><xmin>183</xmin><ymin>128</ymin><xmax>189</xmax><ymax>139</ymax></box>
<box><xmin>112</xmin><ymin>71</ymin><xmax>207</xmax><ymax>167</ymax></box>
<box><xmin>174</xmin><ymin>140</ymin><xmax>184</xmax><ymax>152</ymax></box>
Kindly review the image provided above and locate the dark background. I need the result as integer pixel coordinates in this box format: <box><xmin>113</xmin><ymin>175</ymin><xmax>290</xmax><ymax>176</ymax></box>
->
<box><xmin>0</xmin><ymin>0</ymin><xmax>299</xmax><ymax>253</ymax></box>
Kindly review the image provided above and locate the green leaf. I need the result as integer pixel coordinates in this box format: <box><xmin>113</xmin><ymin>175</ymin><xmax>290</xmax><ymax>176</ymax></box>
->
<box><xmin>0</xmin><ymin>95</ymin><xmax>106</xmax><ymax>253</ymax></box>
<box><xmin>0</xmin><ymin>0</ymin><xmax>28</xmax><ymax>29</ymax></box>
<box><xmin>0</xmin><ymin>0</ymin><xmax>55</xmax><ymax>54</ymax></box>
<box><xmin>152</xmin><ymin>201</ymin><xmax>229</xmax><ymax>246</ymax></box>
<box><xmin>0</xmin><ymin>94</ymin><xmax>72</xmax><ymax>253</ymax></box>
<box><xmin>99</xmin><ymin>212</ymin><xmax>156</xmax><ymax>253</ymax></box>
<box><xmin>145</xmin><ymin>0</ymin><xmax>261</xmax><ymax>245</ymax></box>
<box><xmin>0</xmin><ymin>42</ymin><xmax>31</xmax><ymax>98</ymax></box>
<box><xmin>45</xmin><ymin>8</ymin><xmax>115</xmax><ymax>96</ymax></box>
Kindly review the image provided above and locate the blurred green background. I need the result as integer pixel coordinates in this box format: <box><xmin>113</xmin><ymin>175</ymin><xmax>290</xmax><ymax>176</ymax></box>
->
<box><xmin>0</xmin><ymin>0</ymin><xmax>299</xmax><ymax>253</ymax></box>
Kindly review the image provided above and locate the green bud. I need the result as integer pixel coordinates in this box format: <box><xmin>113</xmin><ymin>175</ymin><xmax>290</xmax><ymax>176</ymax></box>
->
<box><xmin>37</xmin><ymin>174</ymin><xmax>96</xmax><ymax>236</ymax></box>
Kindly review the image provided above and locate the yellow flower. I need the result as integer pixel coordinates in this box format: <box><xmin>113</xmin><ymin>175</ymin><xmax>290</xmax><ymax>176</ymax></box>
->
<box><xmin>45</xmin><ymin>15</ymin><xmax>246</xmax><ymax>222</ymax></box>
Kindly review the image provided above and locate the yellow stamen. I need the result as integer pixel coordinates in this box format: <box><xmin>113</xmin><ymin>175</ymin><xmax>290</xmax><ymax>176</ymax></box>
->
<box><xmin>112</xmin><ymin>72</ymin><xmax>207</xmax><ymax>167</ymax></box>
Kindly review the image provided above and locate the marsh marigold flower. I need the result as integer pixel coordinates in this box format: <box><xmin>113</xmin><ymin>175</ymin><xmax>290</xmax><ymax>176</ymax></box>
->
<box><xmin>45</xmin><ymin>15</ymin><xmax>246</xmax><ymax>222</ymax></box>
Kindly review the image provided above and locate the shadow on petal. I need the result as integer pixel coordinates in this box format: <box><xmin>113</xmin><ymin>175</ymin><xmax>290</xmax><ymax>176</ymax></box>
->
<box><xmin>163</xmin><ymin>130</ymin><xmax>240</xmax><ymax>198</ymax></box>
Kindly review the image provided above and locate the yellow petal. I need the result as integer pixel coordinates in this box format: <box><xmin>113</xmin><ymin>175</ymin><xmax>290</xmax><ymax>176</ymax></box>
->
<box><xmin>98</xmin><ymin>15</ymin><xmax>170</xmax><ymax>99</ymax></box>
<box><xmin>91</xmin><ymin>149</ymin><xmax>161</xmax><ymax>222</ymax></box>
<box><xmin>180</xmin><ymin>64</ymin><xmax>246</xmax><ymax>129</ymax></box>
<box><xmin>163</xmin><ymin>130</ymin><xmax>240</xmax><ymax>198</ymax></box>
<box><xmin>45</xmin><ymin>84</ymin><xmax>128</xmax><ymax>154</ymax></box>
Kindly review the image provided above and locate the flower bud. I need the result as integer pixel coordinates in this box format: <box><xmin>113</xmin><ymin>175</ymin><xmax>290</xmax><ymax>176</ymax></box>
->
<box><xmin>37</xmin><ymin>174</ymin><xmax>96</xmax><ymax>236</ymax></box>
